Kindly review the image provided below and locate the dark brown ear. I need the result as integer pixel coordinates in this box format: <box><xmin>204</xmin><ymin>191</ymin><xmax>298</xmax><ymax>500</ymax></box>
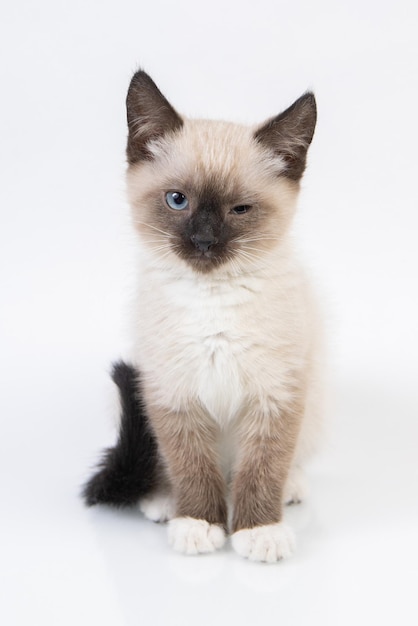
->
<box><xmin>126</xmin><ymin>70</ymin><xmax>183</xmax><ymax>164</ymax></box>
<box><xmin>254</xmin><ymin>92</ymin><xmax>317</xmax><ymax>181</ymax></box>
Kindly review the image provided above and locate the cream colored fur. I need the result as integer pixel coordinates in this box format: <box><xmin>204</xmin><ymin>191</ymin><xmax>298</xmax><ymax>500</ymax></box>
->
<box><xmin>127</xmin><ymin>117</ymin><xmax>323</xmax><ymax>561</ymax></box>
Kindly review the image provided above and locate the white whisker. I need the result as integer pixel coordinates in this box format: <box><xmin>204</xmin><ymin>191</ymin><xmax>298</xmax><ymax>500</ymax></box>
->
<box><xmin>132</xmin><ymin>221</ymin><xmax>172</xmax><ymax>238</ymax></box>
<box><xmin>233</xmin><ymin>235</ymin><xmax>278</xmax><ymax>244</ymax></box>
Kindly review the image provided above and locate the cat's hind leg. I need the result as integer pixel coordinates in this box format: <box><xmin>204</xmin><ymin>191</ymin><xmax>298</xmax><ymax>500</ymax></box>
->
<box><xmin>139</xmin><ymin>487</ymin><xmax>176</xmax><ymax>522</ymax></box>
<box><xmin>283</xmin><ymin>464</ymin><xmax>307</xmax><ymax>505</ymax></box>
<box><xmin>283</xmin><ymin>364</ymin><xmax>324</xmax><ymax>506</ymax></box>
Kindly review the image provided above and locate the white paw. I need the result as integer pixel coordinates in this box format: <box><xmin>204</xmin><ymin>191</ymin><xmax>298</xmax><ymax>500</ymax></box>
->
<box><xmin>283</xmin><ymin>466</ymin><xmax>307</xmax><ymax>505</ymax></box>
<box><xmin>231</xmin><ymin>523</ymin><xmax>295</xmax><ymax>563</ymax></box>
<box><xmin>139</xmin><ymin>493</ymin><xmax>175</xmax><ymax>522</ymax></box>
<box><xmin>168</xmin><ymin>517</ymin><xmax>226</xmax><ymax>555</ymax></box>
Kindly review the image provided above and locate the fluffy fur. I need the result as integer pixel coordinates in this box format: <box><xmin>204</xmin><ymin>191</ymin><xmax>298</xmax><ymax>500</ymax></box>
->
<box><xmin>83</xmin><ymin>361</ymin><xmax>159</xmax><ymax>507</ymax></box>
<box><xmin>84</xmin><ymin>71</ymin><xmax>323</xmax><ymax>563</ymax></box>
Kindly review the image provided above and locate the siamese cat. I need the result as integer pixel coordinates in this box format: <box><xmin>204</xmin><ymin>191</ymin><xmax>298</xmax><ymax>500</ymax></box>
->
<box><xmin>83</xmin><ymin>70</ymin><xmax>323</xmax><ymax>563</ymax></box>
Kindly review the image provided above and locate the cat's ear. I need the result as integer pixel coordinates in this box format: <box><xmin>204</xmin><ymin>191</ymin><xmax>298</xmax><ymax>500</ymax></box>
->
<box><xmin>254</xmin><ymin>93</ymin><xmax>317</xmax><ymax>181</ymax></box>
<box><xmin>126</xmin><ymin>70</ymin><xmax>184</xmax><ymax>164</ymax></box>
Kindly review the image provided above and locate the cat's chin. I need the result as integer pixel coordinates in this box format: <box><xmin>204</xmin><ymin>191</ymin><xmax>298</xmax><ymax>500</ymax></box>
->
<box><xmin>178</xmin><ymin>250</ymin><xmax>229</xmax><ymax>274</ymax></box>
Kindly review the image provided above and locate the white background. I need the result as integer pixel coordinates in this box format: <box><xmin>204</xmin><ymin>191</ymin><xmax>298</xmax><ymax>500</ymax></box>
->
<box><xmin>1</xmin><ymin>1</ymin><xmax>417</xmax><ymax>624</ymax></box>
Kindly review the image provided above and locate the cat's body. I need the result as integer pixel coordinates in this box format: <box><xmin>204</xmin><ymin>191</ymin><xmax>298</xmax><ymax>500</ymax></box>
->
<box><xmin>131</xmin><ymin>230</ymin><xmax>321</xmax><ymax>473</ymax></box>
<box><xmin>84</xmin><ymin>71</ymin><xmax>323</xmax><ymax>562</ymax></box>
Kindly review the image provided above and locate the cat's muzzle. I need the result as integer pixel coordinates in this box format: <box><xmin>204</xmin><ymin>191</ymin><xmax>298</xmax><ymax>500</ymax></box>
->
<box><xmin>190</xmin><ymin>234</ymin><xmax>219</xmax><ymax>253</ymax></box>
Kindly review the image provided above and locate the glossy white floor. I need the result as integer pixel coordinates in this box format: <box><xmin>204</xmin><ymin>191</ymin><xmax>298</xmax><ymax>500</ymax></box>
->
<box><xmin>2</xmin><ymin>363</ymin><xmax>417</xmax><ymax>626</ymax></box>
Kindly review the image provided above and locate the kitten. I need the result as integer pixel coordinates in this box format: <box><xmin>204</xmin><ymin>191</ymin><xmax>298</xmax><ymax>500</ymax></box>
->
<box><xmin>84</xmin><ymin>70</ymin><xmax>323</xmax><ymax>563</ymax></box>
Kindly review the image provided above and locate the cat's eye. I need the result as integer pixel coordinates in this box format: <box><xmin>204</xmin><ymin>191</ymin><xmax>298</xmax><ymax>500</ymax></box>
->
<box><xmin>231</xmin><ymin>205</ymin><xmax>251</xmax><ymax>215</ymax></box>
<box><xmin>165</xmin><ymin>191</ymin><xmax>189</xmax><ymax>211</ymax></box>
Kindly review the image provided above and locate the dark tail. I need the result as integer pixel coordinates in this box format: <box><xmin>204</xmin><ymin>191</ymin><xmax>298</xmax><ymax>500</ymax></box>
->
<box><xmin>82</xmin><ymin>361</ymin><xmax>159</xmax><ymax>507</ymax></box>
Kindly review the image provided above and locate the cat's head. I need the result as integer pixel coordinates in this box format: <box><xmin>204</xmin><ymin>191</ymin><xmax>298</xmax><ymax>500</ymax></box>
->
<box><xmin>126</xmin><ymin>71</ymin><xmax>316</xmax><ymax>274</ymax></box>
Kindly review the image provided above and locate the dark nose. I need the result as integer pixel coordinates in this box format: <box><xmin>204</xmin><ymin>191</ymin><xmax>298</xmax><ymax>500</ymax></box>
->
<box><xmin>190</xmin><ymin>234</ymin><xmax>218</xmax><ymax>252</ymax></box>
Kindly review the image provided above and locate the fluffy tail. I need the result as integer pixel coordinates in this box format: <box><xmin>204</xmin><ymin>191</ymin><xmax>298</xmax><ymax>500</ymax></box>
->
<box><xmin>82</xmin><ymin>361</ymin><xmax>159</xmax><ymax>507</ymax></box>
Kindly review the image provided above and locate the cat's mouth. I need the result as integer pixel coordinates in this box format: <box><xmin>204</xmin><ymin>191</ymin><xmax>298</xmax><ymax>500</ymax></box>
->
<box><xmin>193</xmin><ymin>249</ymin><xmax>216</xmax><ymax>260</ymax></box>
<box><xmin>190</xmin><ymin>248</ymin><xmax>221</xmax><ymax>269</ymax></box>
<box><xmin>174</xmin><ymin>243</ymin><xmax>229</xmax><ymax>273</ymax></box>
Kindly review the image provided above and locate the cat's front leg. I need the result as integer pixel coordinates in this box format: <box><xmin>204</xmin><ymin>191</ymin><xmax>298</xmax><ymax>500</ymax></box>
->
<box><xmin>146</xmin><ymin>401</ymin><xmax>228</xmax><ymax>555</ymax></box>
<box><xmin>231</xmin><ymin>398</ymin><xmax>303</xmax><ymax>563</ymax></box>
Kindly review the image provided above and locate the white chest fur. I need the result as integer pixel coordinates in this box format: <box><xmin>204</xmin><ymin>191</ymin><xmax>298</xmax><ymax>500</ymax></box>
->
<box><xmin>132</xmin><ymin>258</ymin><xmax>309</xmax><ymax>425</ymax></box>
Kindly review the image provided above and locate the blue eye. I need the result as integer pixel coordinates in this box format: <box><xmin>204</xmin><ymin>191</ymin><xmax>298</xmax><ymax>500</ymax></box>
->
<box><xmin>165</xmin><ymin>191</ymin><xmax>189</xmax><ymax>211</ymax></box>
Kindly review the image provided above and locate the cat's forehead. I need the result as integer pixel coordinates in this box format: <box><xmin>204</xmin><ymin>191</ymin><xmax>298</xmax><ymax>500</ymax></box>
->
<box><xmin>176</xmin><ymin>119</ymin><xmax>254</xmax><ymax>169</ymax></box>
<box><xmin>148</xmin><ymin>118</ymin><xmax>285</xmax><ymax>195</ymax></box>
